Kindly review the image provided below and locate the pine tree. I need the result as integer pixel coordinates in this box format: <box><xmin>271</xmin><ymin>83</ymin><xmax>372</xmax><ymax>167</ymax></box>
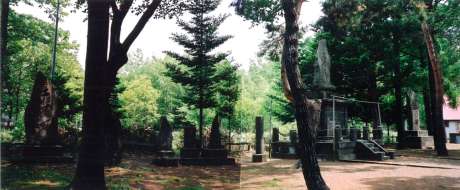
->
<box><xmin>166</xmin><ymin>0</ymin><xmax>231</xmax><ymax>147</ymax></box>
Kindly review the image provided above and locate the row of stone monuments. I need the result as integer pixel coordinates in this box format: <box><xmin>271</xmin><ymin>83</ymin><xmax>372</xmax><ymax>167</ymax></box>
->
<box><xmin>152</xmin><ymin>115</ymin><xmax>236</xmax><ymax>166</ymax></box>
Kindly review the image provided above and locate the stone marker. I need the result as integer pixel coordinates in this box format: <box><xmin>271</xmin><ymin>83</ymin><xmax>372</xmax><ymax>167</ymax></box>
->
<box><xmin>157</xmin><ymin>116</ymin><xmax>173</xmax><ymax>155</ymax></box>
<box><xmin>180</xmin><ymin>126</ymin><xmax>201</xmax><ymax>158</ymax></box>
<box><xmin>252</xmin><ymin>116</ymin><xmax>267</xmax><ymax>162</ymax></box>
<box><xmin>208</xmin><ymin>115</ymin><xmax>223</xmax><ymax>149</ymax></box>
<box><xmin>153</xmin><ymin>116</ymin><xmax>178</xmax><ymax>166</ymax></box>
<box><xmin>313</xmin><ymin>39</ymin><xmax>335</xmax><ymax>92</ymax></box>
<box><xmin>401</xmin><ymin>90</ymin><xmax>433</xmax><ymax>149</ymax></box>
<box><xmin>272</xmin><ymin>128</ymin><xmax>279</xmax><ymax>142</ymax></box>
<box><xmin>407</xmin><ymin>90</ymin><xmax>420</xmax><ymax>131</ymax></box>
<box><xmin>20</xmin><ymin>72</ymin><xmax>72</xmax><ymax>163</ymax></box>
<box><xmin>24</xmin><ymin>72</ymin><xmax>59</xmax><ymax>145</ymax></box>
<box><xmin>202</xmin><ymin>115</ymin><xmax>233</xmax><ymax>162</ymax></box>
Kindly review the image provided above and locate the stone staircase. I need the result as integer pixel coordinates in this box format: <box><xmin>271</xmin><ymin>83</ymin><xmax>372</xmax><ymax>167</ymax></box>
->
<box><xmin>355</xmin><ymin>140</ymin><xmax>394</xmax><ymax>161</ymax></box>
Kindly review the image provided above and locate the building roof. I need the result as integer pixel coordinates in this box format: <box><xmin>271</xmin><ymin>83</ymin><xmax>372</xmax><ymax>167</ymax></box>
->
<box><xmin>444</xmin><ymin>97</ymin><xmax>460</xmax><ymax>121</ymax></box>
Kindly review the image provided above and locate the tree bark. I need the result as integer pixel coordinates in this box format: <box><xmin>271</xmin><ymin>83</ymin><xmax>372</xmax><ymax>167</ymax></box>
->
<box><xmin>392</xmin><ymin>31</ymin><xmax>404</xmax><ymax>149</ymax></box>
<box><xmin>71</xmin><ymin>0</ymin><xmax>110</xmax><ymax>189</ymax></box>
<box><xmin>421</xmin><ymin>22</ymin><xmax>447</xmax><ymax>156</ymax></box>
<box><xmin>281</xmin><ymin>0</ymin><xmax>329</xmax><ymax>189</ymax></box>
<box><xmin>199</xmin><ymin>107</ymin><xmax>204</xmax><ymax>148</ymax></box>
<box><xmin>423</xmin><ymin>87</ymin><xmax>434</xmax><ymax>135</ymax></box>
<box><xmin>1</xmin><ymin>0</ymin><xmax>9</xmax><ymax>116</ymax></box>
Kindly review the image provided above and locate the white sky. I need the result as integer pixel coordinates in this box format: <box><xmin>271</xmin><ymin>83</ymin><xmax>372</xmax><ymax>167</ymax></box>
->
<box><xmin>14</xmin><ymin>0</ymin><xmax>324</xmax><ymax>70</ymax></box>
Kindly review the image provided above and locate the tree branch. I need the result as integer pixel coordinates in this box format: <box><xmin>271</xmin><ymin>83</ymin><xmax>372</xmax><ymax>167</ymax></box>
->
<box><xmin>121</xmin><ymin>0</ymin><xmax>161</xmax><ymax>52</ymax></box>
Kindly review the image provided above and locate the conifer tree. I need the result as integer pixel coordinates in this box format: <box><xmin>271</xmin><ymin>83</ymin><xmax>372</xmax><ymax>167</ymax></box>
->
<box><xmin>166</xmin><ymin>0</ymin><xmax>231</xmax><ymax>147</ymax></box>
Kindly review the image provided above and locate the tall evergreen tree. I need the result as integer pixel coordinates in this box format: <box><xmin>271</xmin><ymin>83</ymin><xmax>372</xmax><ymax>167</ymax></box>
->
<box><xmin>214</xmin><ymin>60</ymin><xmax>241</xmax><ymax>138</ymax></box>
<box><xmin>166</xmin><ymin>0</ymin><xmax>231</xmax><ymax>147</ymax></box>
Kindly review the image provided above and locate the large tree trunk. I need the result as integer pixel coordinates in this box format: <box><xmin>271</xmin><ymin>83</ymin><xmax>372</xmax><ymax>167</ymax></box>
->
<box><xmin>281</xmin><ymin>0</ymin><xmax>329</xmax><ymax>189</ymax></box>
<box><xmin>423</xmin><ymin>86</ymin><xmax>434</xmax><ymax>135</ymax></box>
<box><xmin>392</xmin><ymin>32</ymin><xmax>404</xmax><ymax>149</ymax></box>
<box><xmin>421</xmin><ymin>22</ymin><xmax>447</xmax><ymax>156</ymax></box>
<box><xmin>71</xmin><ymin>0</ymin><xmax>110</xmax><ymax>189</ymax></box>
<box><xmin>199</xmin><ymin>107</ymin><xmax>204</xmax><ymax>148</ymax></box>
<box><xmin>1</xmin><ymin>0</ymin><xmax>9</xmax><ymax>116</ymax></box>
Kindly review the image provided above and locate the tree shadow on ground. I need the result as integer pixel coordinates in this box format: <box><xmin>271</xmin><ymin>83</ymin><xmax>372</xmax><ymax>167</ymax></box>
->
<box><xmin>361</xmin><ymin>175</ymin><xmax>460</xmax><ymax>190</ymax></box>
<box><xmin>122</xmin><ymin>153</ymin><xmax>241</xmax><ymax>190</ymax></box>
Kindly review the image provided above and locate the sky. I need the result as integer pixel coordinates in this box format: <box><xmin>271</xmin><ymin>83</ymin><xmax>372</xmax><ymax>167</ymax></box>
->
<box><xmin>14</xmin><ymin>0</ymin><xmax>324</xmax><ymax>70</ymax></box>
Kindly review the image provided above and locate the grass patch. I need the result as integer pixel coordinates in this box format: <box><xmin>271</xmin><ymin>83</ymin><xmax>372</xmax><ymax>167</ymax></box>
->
<box><xmin>263</xmin><ymin>178</ymin><xmax>280</xmax><ymax>188</ymax></box>
<box><xmin>1</xmin><ymin>164</ymin><xmax>72</xmax><ymax>190</ymax></box>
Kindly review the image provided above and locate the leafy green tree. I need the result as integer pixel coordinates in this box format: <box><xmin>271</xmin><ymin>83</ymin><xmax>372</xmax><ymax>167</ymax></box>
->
<box><xmin>2</xmin><ymin>11</ymin><xmax>83</xmax><ymax>132</ymax></box>
<box><xmin>119</xmin><ymin>75</ymin><xmax>160</xmax><ymax>129</ymax></box>
<box><xmin>165</xmin><ymin>0</ymin><xmax>231</xmax><ymax>147</ymax></box>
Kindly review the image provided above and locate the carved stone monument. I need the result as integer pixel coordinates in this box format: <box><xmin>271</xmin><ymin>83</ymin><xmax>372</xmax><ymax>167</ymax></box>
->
<box><xmin>180</xmin><ymin>126</ymin><xmax>201</xmax><ymax>158</ymax></box>
<box><xmin>252</xmin><ymin>116</ymin><xmax>267</xmax><ymax>162</ymax></box>
<box><xmin>25</xmin><ymin>72</ymin><xmax>59</xmax><ymax>145</ymax></box>
<box><xmin>153</xmin><ymin>116</ymin><xmax>178</xmax><ymax>166</ymax></box>
<box><xmin>201</xmin><ymin>115</ymin><xmax>235</xmax><ymax>164</ymax></box>
<box><xmin>313</xmin><ymin>39</ymin><xmax>335</xmax><ymax>95</ymax></box>
<box><xmin>402</xmin><ymin>90</ymin><xmax>434</xmax><ymax>149</ymax></box>
<box><xmin>19</xmin><ymin>72</ymin><xmax>72</xmax><ymax>162</ymax></box>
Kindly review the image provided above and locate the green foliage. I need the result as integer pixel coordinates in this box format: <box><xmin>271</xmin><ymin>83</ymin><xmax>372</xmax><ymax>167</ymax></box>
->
<box><xmin>119</xmin><ymin>54</ymin><xmax>190</xmax><ymax>129</ymax></box>
<box><xmin>214</xmin><ymin>60</ymin><xmax>241</xmax><ymax>119</ymax></box>
<box><xmin>2</xmin><ymin>11</ymin><xmax>83</xmax><ymax>135</ymax></box>
<box><xmin>119</xmin><ymin>75</ymin><xmax>160</xmax><ymax>129</ymax></box>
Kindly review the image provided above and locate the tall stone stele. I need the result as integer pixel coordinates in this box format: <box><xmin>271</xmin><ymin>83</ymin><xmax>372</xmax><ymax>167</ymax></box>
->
<box><xmin>180</xmin><ymin>126</ymin><xmax>201</xmax><ymax>158</ymax></box>
<box><xmin>152</xmin><ymin>116</ymin><xmax>178</xmax><ymax>166</ymax></box>
<box><xmin>24</xmin><ymin>72</ymin><xmax>60</xmax><ymax>145</ymax></box>
<box><xmin>402</xmin><ymin>90</ymin><xmax>434</xmax><ymax>149</ymax></box>
<box><xmin>313</xmin><ymin>39</ymin><xmax>335</xmax><ymax>97</ymax></box>
<box><xmin>202</xmin><ymin>115</ymin><xmax>233</xmax><ymax>162</ymax></box>
<box><xmin>22</xmin><ymin>72</ymin><xmax>71</xmax><ymax>162</ymax></box>
<box><xmin>157</xmin><ymin>116</ymin><xmax>173</xmax><ymax>156</ymax></box>
<box><xmin>252</xmin><ymin>116</ymin><xmax>267</xmax><ymax>162</ymax></box>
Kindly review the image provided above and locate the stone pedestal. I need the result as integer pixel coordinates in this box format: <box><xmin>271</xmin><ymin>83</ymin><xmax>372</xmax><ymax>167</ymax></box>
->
<box><xmin>401</xmin><ymin>92</ymin><xmax>434</xmax><ymax>149</ymax></box>
<box><xmin>402</xmin><ymin>130</ymin><xmax>434</xmax><ymax>149</ymax></box>
<box><xmin>253</xmin><ymin>116</ymin><xmax>267</xmax><ymax>162</ymax></box>
<box><xmin>252</xmin><ymin>154</ymin><xmax>268</xmax><ymax>162</ymax></box>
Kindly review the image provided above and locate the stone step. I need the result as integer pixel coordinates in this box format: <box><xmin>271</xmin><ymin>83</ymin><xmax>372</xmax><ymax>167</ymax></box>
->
<box><xmin>338</xmin><ymin>153</ymin><xmax>356</xmax><ymax>161</ymax></box>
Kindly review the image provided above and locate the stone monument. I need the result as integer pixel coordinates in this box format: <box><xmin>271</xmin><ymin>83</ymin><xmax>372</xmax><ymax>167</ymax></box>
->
<box><xmin>201</xmin><ymin>115</ymin><xmax>235</xmax><ymax>164</ymax></box>
<box><xmin>272</xmin><ymin>128</ymin><xmax>279</xmax><ymax>143</ymax></box>
<box><xmin>252</xmin><ymin>116</ymin><xmax>267</xmax><ymax>162</ymax></box>
<box><xmin>25</xmin><ymin>72</ymin><xmax>59</xmax><ymax>145</ymax></box>
<box><xmin>402</xmin><ymin>90</ymin><xmax>434</xmax><ymax>149</ymax></box>
<box><xmin>180</xmin><ymin>126</ymin><xmax>201</xmax><ymax>158</ymax></box>
<box><xmin>313</xmin><ymin>39</ymin><xmax>335</xmax><ymax>97</ymax></box>
<box><xmin>20</xmin><ymin>72</ymin><xmax>72</xmax><ymax>162</ymax></box>
<box><xmin>152</xmin><ymin>116</ymin><xmax>178</xmax><ymax>166</ymax></box>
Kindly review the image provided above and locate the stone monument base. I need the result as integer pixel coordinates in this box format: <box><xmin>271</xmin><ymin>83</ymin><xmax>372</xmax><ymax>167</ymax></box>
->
<box><xmin>252</xmin><ymin>154</ymin><xmax>268</xmax><ymax>162</ymax></box>
<box><xmin>180</xmin><ymin>148</ymin><xmax>201</xmax><ymax>158</ymax></box>
<box><xmin>402</xmin><ymin>130</ymin><xmax>434</xmax><ymax>149</ymax></box>
<box><xmin>9</xmin><ymin>144</ymin><xmax>74</xmax><ymax>163</ymax></box>
<box><xmin>152</xmin><ymin>157</ymin><xmax>179</xmax><ymax>167</ymax></box>
<box><xmin>180</xmin><ymin>157</ymin><xmax>236</xmax><ymax>166</ymax></box>
<box><xmin>201</xmin><ymin>148</ymin><xmax>228</xmax><ymax>158</ymax></box>
<box><xmin>152</xmin><ymin>150</ymin><xmax>179</xmax><ymax>167</ymax></box>
<box><xmin>156</xmin><ymin>150</ymin><xmax>175</xmax><ymax>157</ymax></box>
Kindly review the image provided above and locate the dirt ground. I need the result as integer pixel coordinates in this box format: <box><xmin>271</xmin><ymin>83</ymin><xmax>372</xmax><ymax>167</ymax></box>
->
<box><xmin>240</xmin><ymin>143</ymin><xmax>460</xmax><ymax>190</ymax></box>
<box><xmin>2</xmin><ymin>144</ymin><xmax>460</xmax><ymax>190</ymax></box>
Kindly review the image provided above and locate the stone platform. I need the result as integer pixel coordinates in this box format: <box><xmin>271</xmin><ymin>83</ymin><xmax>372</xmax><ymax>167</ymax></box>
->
<box><xmin>402</xmin><ymin>130</ymin><xmax>434</xmax><ymax>149</ymax></box>
<box><xmin>6</xmin><ymin>144</ymin><xmax>74</xmax><ymax>163</ymax></box>
<box><xmin>252</xmin><ymin>154</ymin><xmax>268</xmax><ymax>162</ymax></box>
